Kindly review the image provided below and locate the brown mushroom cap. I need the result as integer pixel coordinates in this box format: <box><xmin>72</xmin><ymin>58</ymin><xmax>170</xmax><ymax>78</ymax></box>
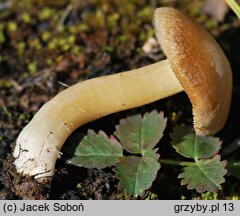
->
<box><xmin>153</xmin><ymin>7</ymin><xmax>232</xmax><ymax>135</ymax></box>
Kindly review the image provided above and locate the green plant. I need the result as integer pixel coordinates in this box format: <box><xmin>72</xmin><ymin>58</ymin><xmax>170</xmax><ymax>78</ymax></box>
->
<box><xmin>226</xmin><ymin>0</ymin><xmax>240</xmax><ymax>19</ymax></box>
<box><xmin>67</xmin><ymin>110</ymin><xmax>227</xmax><ymax>197</ymax></box>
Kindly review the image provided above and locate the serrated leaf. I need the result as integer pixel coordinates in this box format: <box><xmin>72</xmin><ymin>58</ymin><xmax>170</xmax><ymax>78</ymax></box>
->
<box><xmin>178</xmin><ymin>155</ymin><xmax>227</xmax><ymax>193</ymax></box>
<box><xmin>171</xmin><ymin>126</ymin><xmax>221</xmax><ymax>160</ymax></box>
<box><xmin>115</xmin><ymin>110</ymin><xmax>166</xmax><ymax>154</ymax></box>
<box><xmin>170</xmin><ymin>126</ymin><xmax>192</xmax><ymax>144</ymax></box>
<box><xmin>114</xmin><ymin>154</ymin><xmax>160</xmax><ymax>196</ymax></box>
<box><xmin>67</xmin><ymin>130</ymin><xmax>123</xmax><ymax>169</ymax></box>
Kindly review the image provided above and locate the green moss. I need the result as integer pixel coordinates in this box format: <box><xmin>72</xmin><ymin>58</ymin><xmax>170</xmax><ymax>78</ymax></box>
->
<box><xmin>68</xmin><ymin>25</ymin><xmax>78</xmax><ymax>34</ymax></box>
<box><xmin>136</xmin><ymin>47</ymin><xmax>143</xmax><ymax>54</ymax></box>
<box><xmin>21</xmin><ymin>12</ymin><xmax>31</xmax><ymax>24</ymax></box>
<box><xmin>58</xmin><ymin>37</ymin><xmax>66</xmax><ymax>46</ymax></box>
<box><xmin>28</xmin><ymin>38</ymin><xmax>40</xmax><ymax>48</ymax></box>
<box><xmin>41</xmin><ymin>31</ymin><xmax>51</xmax><ymax>42</ymax></box>
<box><xmin>232</xmin><ymin>195</ymin><xmax>240</xmax><ymax>200</ymax></box>
<box><xmin>139</xmin><ymin>30</ymin><xmax>151</xmax><ymax>42</ymax></box>
<box><xmin>144</xmin><ymin>192</ymin><xmax>158</xmax><ymax>200</ymax></box>
<box><xmin>22</xmin><ymin>72</ymin><xmax>30</xmax><ymax>78</ymax></box>
<box><xmin>95</xmin><ymin>10</ymin><xmax>105</xmax><ymax>27</ymax></box>
<box><xmin>0</xmin><ymin>24</ymin><xmax>5</xmax><ymax>30</ymax></box>
<box><xmin>76</xmin><ymin>183</ymin><xmax>83</xmax><ymax>189</ymax></box>
<box><xmin>67</xmin><ymin>35</ymin><xmax>76</xmax><ymax>44</ymax></box>
<box><xmin>46</xmin><ymin>58</ymin><xmax>53</xmax><ymax>66</ymax></box>
<box><xmin>48</xmin><ymin>38</ymin><xmax>58</xmax><ymax>50</ymax></box>
<box><xmin>0</xmin><ymin>31</ymin><xmax>5</xmax><ymax>44</ymax></box>
<box><xmin>180</xmin><ymin>195</ymin><xmax>187</xmax><ymax>200</ymax></box>
<box><xmin>78</xmin><ymin>23</ymin><xmax>88</xmax><ymax>32</ymax></box>
<box><xmin>137</xmin><ymin>6</ymin><xmax>152</xmax><ymax>18</ymax></box>
<box><xmin>0</xmin><ymin>80</ymin><xmax>13</xmax><ymax>89</ymax></box>
<box><xmin>62</xmin><ymin>44</ymin><xmax>70</xmax><ymax>51</ymax></box>
<box><xmin>103</xmin><ymin>46</ymin><xmax>114</xmax><ymax>53</ymax></box>
<box><xmin>205</xmin><ymin>19</ymin><xmax>218</xmax><ymax>29</ymax></box>
<box><xmin>107</xmin><ymin>13</ymin><xmax>120</xmax><ymax>28</ymax></box>
<box><xmin>38</xmin><ymin>7</ymin><xmax>53</xmax><ymax>21</ymax></box>
<box><xmin>27</xmin><ymin>61</ymin><xmax>38</xmax><ymax>75</ymax></box>
<box><xmin>7</xmin><ymin>21</ymin><xmax>17</xmax><ymax>32</ymax></box>
<box><xmin>117</xmin><ymin>35</ymin><xmax>128</xmax><ymax>42</ymax></box>
<box><xmin>201</xmin><ymin>192</ymin><xmax>218</xmax><ymax>200</ymax></box>
<box><xmin>220</xmin><ymin>24</ymin><xmax>231</xmax><ymax>32</ymax></box>
<box><xmin>56</xmin><ymin>55</ymin><xmax>63</xmax><ymax>62</ymax></box>
<box><xmin>17</xmin><ymin>42</ymin><xmax>26</xmax><ymax>55</ymax></box>
<box><xmin>71</xmin><ymin>46</ymin><xmax>82</xmax><ymax>55</ymax></box>
<box><xmin>35</xmin><ymin>43</ymin><xmax>42</xmax><ymax>50</ymax></box>
<box><xmin>19</xmin><ymin>113</ymin><xmax>27</xmax><ymax>121</ymax></box>
<box><xmin>171</xmin><ymin>112</ymin><xmax>177</xmax><ymax>123</ymax></box>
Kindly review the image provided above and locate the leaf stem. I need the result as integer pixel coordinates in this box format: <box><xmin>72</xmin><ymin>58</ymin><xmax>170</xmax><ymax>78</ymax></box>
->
<box><xmin>227</xmin><ymin>161</ymin><xmax>240</xmax><ymax>168</ymax></box>
<box><xmin>226</xmin><ymin>0</ymin><xmax>240</xmax><ymax>19</ymax></box>
<box><xmin>158</xmin><ymin>159</ymin><xmax>195</xmax><ymax>166</ymax></box>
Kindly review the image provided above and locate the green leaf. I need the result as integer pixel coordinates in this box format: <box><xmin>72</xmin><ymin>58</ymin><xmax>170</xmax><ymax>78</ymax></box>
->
<box><xmin>171</xmin><ymin>126</ymin><xmax>222</xmax><ymax>160</ymax></box>
<box><xmin>178</xmin><ymin>155</ymin><xmax>227</xmax><ymax>193</ymax></box>
<box><xmin>115</xmin><ymin>110</ymin><xmax>166</xmax><ymax>154</ymax></box>
<box><xmin>67</xmin><ymin>130</ymin><xmax>123</xmax><ymax>169</ymax></box>
<box><xmin>226</xmin><ymin>0</ymin><xmax>240</xmax><ymax>19</ymax></box>
<box><xmin>170</xmin><ymin>126</ymin><xmax>192</xmax><ymax>144</ymax></box>
<box><xmin>114</xmin><ymin>153</ymin><xmax>160</xmax><ymax>196</ymax></box>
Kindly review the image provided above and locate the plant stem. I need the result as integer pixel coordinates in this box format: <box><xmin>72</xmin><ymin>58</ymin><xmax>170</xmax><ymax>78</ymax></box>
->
<box><xmin>226</xmin><ymin>0</ymin><xmax>240</xmax><ymax>19</ymax></box>
<box><xmin>227</xmin><ymin>161</ymin><xmax>240</xmax><ymax>168</ymax></box>
<box><xmin>158</xmin><ymin>159</ymin><xmax>195</xmax><ymax>166</ymax></box>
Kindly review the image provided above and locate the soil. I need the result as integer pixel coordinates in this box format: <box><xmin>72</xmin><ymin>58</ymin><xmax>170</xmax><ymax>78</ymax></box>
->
<box><xmin>1</xmin><ymin>0</ymin><xmax>240</xmax><ymax>200</ymax></box>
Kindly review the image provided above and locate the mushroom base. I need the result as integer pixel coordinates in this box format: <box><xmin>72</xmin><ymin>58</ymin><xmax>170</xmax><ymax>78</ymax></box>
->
<box><xmin>3</xmin><ymin>154</ymin><xmax>50</xmax><ymax>200</ymax></box>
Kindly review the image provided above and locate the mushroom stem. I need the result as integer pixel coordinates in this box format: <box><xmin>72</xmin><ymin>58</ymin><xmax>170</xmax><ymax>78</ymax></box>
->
<box><xmin>13</xmin><ymin>59</ymin><xmax>183</xmax><ymax>180</ymax></box>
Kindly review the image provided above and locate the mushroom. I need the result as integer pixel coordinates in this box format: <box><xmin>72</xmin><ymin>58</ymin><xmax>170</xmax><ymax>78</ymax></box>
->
<box><xmin>12</xmin><ymin>8</ymin><xmax>232</xmax><ymax>183</ymax></box>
